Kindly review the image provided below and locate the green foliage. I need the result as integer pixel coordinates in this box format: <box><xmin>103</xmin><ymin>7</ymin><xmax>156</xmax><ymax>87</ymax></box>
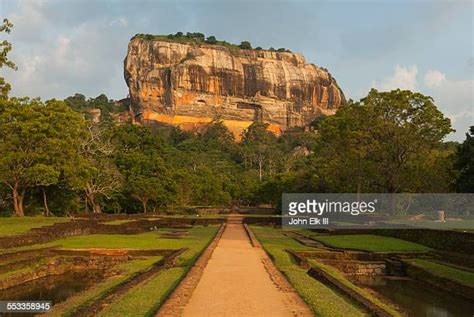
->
<box><xmin>132</xmin><ymin>33</ymin><xmax>290</xmax><ymax>52</ymax></box>
<box><xmin>114</xmin><ymin>125</ymin><xmax>173</xmax><ymax>212</ymax></box>
<box><xmin>239</xmin><ymin>41</ymin><xmax>252</xmax><ymax>49</ymax></box>
<box><xmin>315</xmin><ymin>89</ymin><xmax>454</xmax><ymax>194</ymax></box>
<box><xmin>454</xmin><ymin>126</ymin><xmax>474</xmax><ymax>192</ymax></box>
<box><xmin>241</xmin><ymin>122</ymin><xmax>279</xmax><ymax>181</ymax></box>
<box><xmin>0</xmin><ymin>98</ymin><xmax>85</xmax><ymax>216</ymax></box>
<box><xmin>0</xmin><ymin>18</ymin><xmax>17</xmax><ymax>99</ymax></box>
<box><xmin>205</xmin><ymin>35</ymin><xmax>217</xmax><ymax>44</ymax></box>
<box><xmin>0</xmin><ymin>87</ymin><xmax>464</xmax><ymax>216</ymax></box>
<box><xmin>65</xmin><ymin>93</ymin><xmax>125</xmax><ymax>122</ymax></box>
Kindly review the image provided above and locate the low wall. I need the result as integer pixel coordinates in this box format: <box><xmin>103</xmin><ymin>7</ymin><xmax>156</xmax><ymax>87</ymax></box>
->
<box><xmin>405</xmin><ymin>261</ymin><xmax>474</xmax><ymax>301</ymax></box>
<box><xmin>0</xmin><ymin>218</ymin><xmax>224</xmax><ymax>249</ymax></box>
<box><xmin>312</xmin><ymin>228</ymin><xmax>474</xmax><ymax>255</ymax></box>
<box><xmin>307</xmin><ymin>267</ymin><xmax>393</xmax><ymax>317</ymax></box>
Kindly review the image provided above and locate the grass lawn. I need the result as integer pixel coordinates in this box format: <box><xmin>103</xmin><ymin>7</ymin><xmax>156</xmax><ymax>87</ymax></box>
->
<box><xmin>47</xmin><ymin>225</ymin><xmax>218</xmax><ymax>250</ymax></box>
<box><xmin>387</xmin><ymin>219</ymin><xmax>474</xmax><ymax>230</ymax></box>
<box><xmin>91</xmin><ymin>225</ymin><xmax>220</xmax><ymax>316</ymax></box>
<box><xmin>97</xmin><ymin>267</ymin><xmax>186</xmax><ymax>317</ymax></box>
<box><xmin>47</xmin><ymin>257</ymin><xmax>162</xmax><ymax>317</ymax></box>
<box><xmin>3</xmin><ymin>224</ymin><xmax>220</xmax><ymax>316</ymax></box>
<box><xmin>408</xmin><ymin>258</ymin><xmax>474</xmax><ymax>288</ymax></box>
<box><xmin>102</xmin><ymin>220</ymin><xmax>136</xmax><ymax>225</ymax></box>
<box><xmin>250</xmin><ymin>225</ymin><xmax>367</xmax><ymax>317</ymax></box>
<box><xmin>308</xmin><ymin>259</ymin><xmax>401</xmax><ymax>316</ymax></box>
<box><xmin>47</xmin><ymin>225</ymin><xmax>219</xmax><ymax>316</ymax></box>
<box><xmin>0</xmin><ymin>216</ymin><xmax>70</xmax><ymax>237</ymax></box>
<box><xmin>314</xmin><ymin>234</ymin><xmax>431</xmax><ymax>252</ymax></box>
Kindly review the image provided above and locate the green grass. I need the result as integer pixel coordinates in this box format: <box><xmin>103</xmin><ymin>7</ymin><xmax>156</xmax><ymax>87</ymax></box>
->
<box><xmin>408</xmin><ymin>258</ymin><xmax>474</xmax><ymax>288</ymax></box>
<box><xmin>314</xmin><ymin>234</ymin><xmax>431</xmax><ymax>252</ymax></box>
<box><xmin>308</xmin><ymin>259</ymin><xmax>401</xmax><ymax>316</ymax></box>
<box><xmin>97</xmin><ymin>267</ymin><xmax>186</xmax><ymax>317</ymax></box>
<box><xmin>0</xmin><ymin>257</ymin><xmax>52</xmax><ymax>280</ymax></box>
<box><xmin>46</xmin><ymin>225</ymin><xmax>218</xmax><ymax>250</ymax></box>
<box><xmin>387</xmin><ymin>219</ymin><xmax>474</xmax><ymax>230</ymax></box>
<box><xmin>46</xmin><ymin>225</ymin><xmax>219</xmax><ymax>316</ymax></box>
<box><xmin>102</xmin><ymin>220</ymin><xmax>136</xmax><ymax>225</ymax></box>
<box><xmin>0</xmin><ymin>216</ymin><xmax>70</xmax><ymax>236</ymax></box>
<box><xmin>47</xmin><ymin>257</ymin><xmax>162</xmax><ymax>317</ymax></box>
<box><xmin>250</xmin><ymin>225</ymin><xmax>367</xmax><ymax>317</ymax></box>
<box><xmin>91</xmin><ymin>225</ymin><xmax>220</xmax><ymax>316</ymax></box>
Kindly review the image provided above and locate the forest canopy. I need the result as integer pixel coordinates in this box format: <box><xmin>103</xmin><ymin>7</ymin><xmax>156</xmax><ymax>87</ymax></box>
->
<box><xmin>0</xmin><ymin>89</ymin><xmax>471</xmax><ymax>217</ymax></box>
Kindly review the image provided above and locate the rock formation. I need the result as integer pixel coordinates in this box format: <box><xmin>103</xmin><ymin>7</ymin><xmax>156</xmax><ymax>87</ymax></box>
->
<box><xmin>124</xmin><ymin>35</ymin><xmax>345</xmax><ymax>137</ymax></box>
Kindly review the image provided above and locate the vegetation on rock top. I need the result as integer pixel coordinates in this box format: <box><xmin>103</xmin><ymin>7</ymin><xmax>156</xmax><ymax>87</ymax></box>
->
<box><xmin>132</xmin><ymin>32</ymin><xmax>292</xmax><ymax>52</ymax></box>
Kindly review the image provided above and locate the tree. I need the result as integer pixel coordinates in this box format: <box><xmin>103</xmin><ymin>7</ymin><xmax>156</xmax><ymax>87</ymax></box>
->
<box><xmin>1</xmin><ymin>19</ymin><xmax>17</xmax><ymax>99</ymax></box>
<box><xmin>117</xmin><ymin>151</ymin><xmax>174</xmax><ymax>213</ymax></box>
<box><xmin>315</xmin><ymin>89</ymin><xmax>454</xmax><ymax>195</ymax></box>
<box><xmin>241</xmin><ymin>122</ymin><xmax>279</xmax><ymax>181</ymax></box>
<box><xmin>455</xmin><ymin>126</ymin><xmax>474</xmax><ymax>192</ymax></box>
<box><xmin>65</xmin><ymin>93</ymin><xmax>118</xmax><ymax>122</ymax></box>
<box><xmin>201</xmin><ymin>120</ymin><xmax>235</xmax><ymax>148</ymax></box>
<box><xmin>73</xmin><ymin>124</ymin><xmax>123</xmax><ymax>213</ymax></box>
<box><xmin>28</xmin><ymin>164</ymin><xmax>60</xmax><ymax>216</ymax></box>
<box><xmin>0</xmin><ymin>98</ymin><xmax>85</xmax><ymax>216</ymax></box>
<box><xmin>206</xmin><ymin>36</ymin><xmax>217</xmax><ymax>44</ymax></box>
<box><xmin>239</xmin><ymin>41</ymin><xmax>252</xmax><ymax>49</ymax></box>
<box><xmin>114</xmin><ymin>125</ymin><xmax>174</xmax><ymax>213</ymax></box>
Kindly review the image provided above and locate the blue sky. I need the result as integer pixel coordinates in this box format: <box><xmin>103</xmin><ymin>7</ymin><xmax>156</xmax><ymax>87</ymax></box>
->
<box><xmin>1</xmin><ymin>0</ymin><xmax>472</xmax><ymax>140</ymax></box>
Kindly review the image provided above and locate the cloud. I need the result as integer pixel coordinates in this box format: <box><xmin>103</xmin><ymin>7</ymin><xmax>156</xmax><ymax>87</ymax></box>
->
<box><xmin>4</xmin><ymin>1</ymin><xmax>132</xmax><ymax>99</ymax></box>
<box><xmin>371</xmin><ymin>65</ymin><xmax>473</xmax><ymax>140</ymax></box>
<box><xmin>372</xmin><ymin>65</ymin><xmax>418</xmax><ymax>91</ymax></box>
<box><xmin>2</xmin><ymin>1</ymin><xmax>472</xmax><ymax>140</ymax></box>
<box><xmin>427</xmin><ymin>75</ymin><xmax>474</xmax><ymax>140</ymax></box>
<box><xmin>424</xmin><ymin>70</ymin><xmax>446</xmax><ymax>88</ymax></box>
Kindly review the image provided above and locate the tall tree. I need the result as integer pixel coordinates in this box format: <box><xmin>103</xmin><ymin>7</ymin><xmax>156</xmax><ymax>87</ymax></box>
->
<box><xmin>0</xmin><ymin>98</ymin><xmax>85</xmax><ymax>216</ymax></box>
<box><xmin>316</xmin><ymin>89</ymin><xmax>454</xmax><ymax>194</ymax></box>
<box><xmin>241</xmin><ymin>122</ymin><xmax>279</xmax><ymax>181</ymax></box>
<box><xmin>0</xmin><ymin>18</ymin><xmax>17</xmax><ymax>99</ymax></box>
<box><xmin>455</xmin><ymin>126</ymin><xmax>474</xmax><ymax>192</ymax></box>
<box><xmin>114</xmin><ymin>124</ymin><xmax>174</xmax><ymax>213</ymax></box>
<box><xmin>73</xmin><ymin>124</ymin><xmax>123</xmax><ymax>213</ymax></box>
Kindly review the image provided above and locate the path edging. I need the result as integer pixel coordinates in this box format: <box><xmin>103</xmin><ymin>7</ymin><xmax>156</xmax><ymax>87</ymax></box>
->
<box><xmin>155</xmin><ymin>223</ymin><xmax>226</xmax><ymax>317</ymax></box>
<box><xmin>245</xmin><ymin>225</ymin><xmax>313</xmax><ymax>317</ymax></box>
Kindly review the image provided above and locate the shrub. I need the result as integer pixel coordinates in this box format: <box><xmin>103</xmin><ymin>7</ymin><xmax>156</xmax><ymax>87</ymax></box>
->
<box><xmin>239</xmin><ymin>41</ymin><xmax>252</xmax><ymax>49</ymax></box>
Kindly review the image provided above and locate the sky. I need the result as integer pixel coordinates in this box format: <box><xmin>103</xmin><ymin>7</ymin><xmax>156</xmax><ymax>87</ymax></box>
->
<box><xmin>1</xmin><ymin>0</ymin><xmax>473</xmax><ymax>140</ymax></box>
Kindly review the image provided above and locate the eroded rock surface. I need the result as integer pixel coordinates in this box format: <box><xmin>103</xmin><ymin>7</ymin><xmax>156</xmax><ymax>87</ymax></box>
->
<box><xmin>124</xmin><ymin>37</ymin><xmax>345</xmax><ymax>136</ymax></box>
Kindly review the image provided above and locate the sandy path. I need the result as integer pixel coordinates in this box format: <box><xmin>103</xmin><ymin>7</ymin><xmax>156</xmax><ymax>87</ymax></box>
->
<box><xmin>181</xmin><ymin>221</ymin><xmax>300</xmax><ymax>317</ymax></box>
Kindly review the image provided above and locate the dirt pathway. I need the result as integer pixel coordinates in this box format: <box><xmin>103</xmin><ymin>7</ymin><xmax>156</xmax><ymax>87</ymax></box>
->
<box><xmin>180</xmin><ymin>217</ymin><xmax>311</xmax><ymax>317</ymax></box>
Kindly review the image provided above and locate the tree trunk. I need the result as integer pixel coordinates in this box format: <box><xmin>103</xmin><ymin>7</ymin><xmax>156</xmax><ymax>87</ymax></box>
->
<box><xmin>142</xmin><ymin>200</ymin><xmax>148</xmax><ymax>214</ymax></box>
<box><xmin>258</xmin><ymin>159</ymin><xmax>263</xmax><ymax>181</ymax></box>
<box><xmin>42</xmin><ymin>187</ymin><xmax>50</xmax><ymax>217</ymax></box>
<box><xmin>85</xmin><ymin>184</ymin><xmax>101</xmax><ymax>213</ymax></box>
<box><xmin>90</xmin><ymin>194</ymin><xmax>101</xmax><ymax>213</ymax></box>
<box><xmin>12</xmin><ymin>185</ymin><xmax>25</xmax><ymax>217</ymax></box>
<box><xmin>84</xmin><ymin>195</ymin><xmax>89</xmax><ymax>213</ymax></box>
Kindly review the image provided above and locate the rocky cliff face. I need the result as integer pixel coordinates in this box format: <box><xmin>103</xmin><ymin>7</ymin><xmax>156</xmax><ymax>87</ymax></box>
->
<box><xmin>124</xmin><ymin>36</ymin><xmax>345</xmax><ymax>137</ymax></box>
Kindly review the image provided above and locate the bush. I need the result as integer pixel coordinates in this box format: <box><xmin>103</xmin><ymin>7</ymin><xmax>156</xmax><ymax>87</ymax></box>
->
<box><xmin>205</xmin><ymin>36</ymin><xmax>217</xmax><ymax>44</ymax></box>
<box><xmin>239</xmin><ymin>41</ymin><xmax>252</xmax><ymax>49</ymax></box>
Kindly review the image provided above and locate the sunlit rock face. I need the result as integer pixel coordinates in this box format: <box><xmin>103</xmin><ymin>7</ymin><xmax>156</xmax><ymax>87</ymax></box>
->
<box><xmin>124</xmin><ymin>36</ymin><xmax>345</xmax><ymax>138</ymax></box>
